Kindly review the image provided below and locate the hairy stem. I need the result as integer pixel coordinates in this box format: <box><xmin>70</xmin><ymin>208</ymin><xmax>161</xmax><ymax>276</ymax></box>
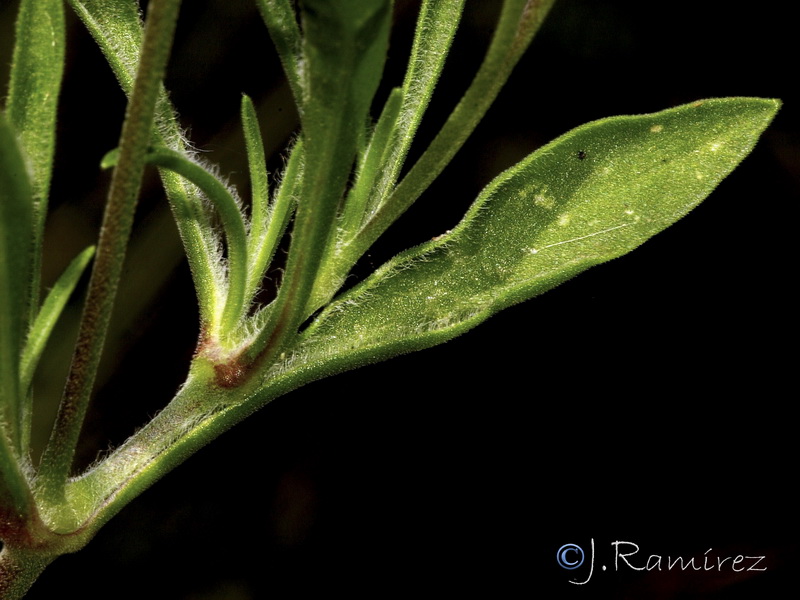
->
<box><xmin>38</xmin><ymin>0</ymin><xmax>183</xmax><ymax>508</ymax></box>
<box><xmin>0</xmin><ymin>548</ymin><xmax>52</xmax><ymax>600</ymax></box>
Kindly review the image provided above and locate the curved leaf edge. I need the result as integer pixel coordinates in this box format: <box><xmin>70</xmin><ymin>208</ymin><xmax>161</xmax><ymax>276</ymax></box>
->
<box><xmin>251</xmin><ymin>97</ymin><xmax>780</xmax><ymax>399</ymax></box>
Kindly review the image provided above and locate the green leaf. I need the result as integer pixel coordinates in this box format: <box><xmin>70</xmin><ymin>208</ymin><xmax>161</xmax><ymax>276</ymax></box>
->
<box><xmin>359</xmin><ymin>0</ymin><xmax>466</xmax><ymax>223</ymax></box>
<box><xmin>0</xmin><ymin>114</ymin><xmax>35</xmax><ymax>518</ymax></box>
<box><xmin>245</xmin><ymin>0</ymin><xmax>393</xmax><ymax>362</ymax></box>
<box><xmin>246</xmin><ymin>137</ymin><xmax>304</xmax><ymax>307</ymax></box>
<box><xmin>351</xmin><ymin>0</ymin><xmax>556</xmax><ymax>262</ymax></box>
<box><xmin>241</xmin><ymin>95</ymin><xmax>269</xmax><ymax>250</ymax></box>
<box><xmin>68</xmin><ymin>0</ymin><xmax>224</xmax><ymax>328</ymax></box>
<box><xmin>241</xmin><ymin>95</ymin><xmax>272</xmax><ymax>302</ymax></box>
<box><xmin>293</xmin><ymin>0</ymin><xmax>392</xmax><ymax>312</ymax></box>
<box><xmin>285</xmin><ymin>98</ymin><xmax>779</xmax><ymax>381</ymax></box>
<box><xmin>0</xmin><ymin>111</ymin><xmax>34</xmax><ymax>454</ymax></box>
<box><xmin>255</xmin><ymin>0</ymin><xmax>304</xmax><ymax>111</ymax></box>
<box><xmin>103</xmin><ymin>146</ymin><xmax>248</xmax><ymax>339</ymax></box>
<box><xmin>342</xmin><ymin>87</ymin><xmax>403</xmax><ymax>235</ymax></box>
<box><xmin>140</xmin><ymin>149</ymin><xmax>249</xmax><ymax>337</ymax></box>
<box><xmin>341</xmin><ymin>0</ymin><xmax>466</xmax><ymax>236</ymax></box>
<box><xmin>300</xmin><ymin>0</ymin><xmax>393</xmax><ymax>163</ymax></box>
<box><xmin>6</xmin><ymin>0</ymin><xmax>65</xmax><ymax>204</ymax></box>
<box><xmin>66</xmin><ymin>0</ymin><xmax>143</xmax><ymax>92</ymax></box>
<box><xmin>0</xmin><ymin>430</ymin><xmax>33</xmax><ymax>525</ymax></box>
<box><xmin>6</xmin><ymin>0</ymin><xmax>65</xmax><ymax>320</ymax></box>
<box><xmin>21</xmin><ymin>247</ymin><xmax>95</xmax><ymax>394</ymax></box>
<box><xmin>319</xmin><ymin>0</ymin><xmax>556</xmax><ymax>314</ymax></box>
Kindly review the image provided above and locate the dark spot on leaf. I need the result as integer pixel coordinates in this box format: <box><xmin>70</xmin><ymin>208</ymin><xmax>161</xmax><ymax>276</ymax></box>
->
<box><xmin>577</xmin><ymin>150</ymin><xmax>587</xmax><ymax>160</ymax></box>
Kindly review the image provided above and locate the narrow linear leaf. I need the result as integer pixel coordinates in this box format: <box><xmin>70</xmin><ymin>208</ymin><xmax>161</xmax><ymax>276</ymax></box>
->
<box><xmin>246</xmin><ymin>0</ymin><xmax>393</xmax><ymax>362</ymax></box>
<box><xmin>66</xmin><ymin>0</ymin><xmax>143</xmax><ymax>92</ymax></box>
<box><xmin>284</xmin><ymin>99</ymin><xmax>779</xmax><ymax>384</ymax></box>
<box><xmin>21</xmin><ymin>247</ymin><xmax>96</xmax><ymax>394</ymax></box>
<box><xmin>248</xmin><ymin>138</ymin><xmax>304</xmax><ymax>307</ymax></box>
<box><xmin>6</xmin><ymin>0</ymin><xmax>65</xmax><ymax>203</ymax></box>
<box><xmin>241</xmin><ymin>95</ymin><xmax>274</xmax><ymax>303</ymax></box>
<box><xmin>6</xmin><ymin>0</ymin><xmax>65</xmax><ymax>320</ymax></box>
<box><xmin>363</xmin><ymin>0</ymin><xmax>466</xmax><ymax>221</ymax></box>
<box><xmin>342</xmin><ymin>87</ymin><xmax>402</xmax><ymax>235</ymax></box>
<box><xmin>0</xmin><ymin>111</ymin><xmax>34</xmax><ymax>455</ymax></box>
<box><xmin>66</xmin><ymin>0</ymin><xmax>184</xmax><ymax>155</ymax></box>
<box><xmin>353</xmin><ymin>0</ymin><xmax>556</xmax><ymax>261</ymax></box>
<box><xmin>242</xmin><ymin>95</ymin><xmax>269</xmax><ymax>247</ymax></box>
<box><xmin>134</xmin><ymin>148</ymin><xmax>248</xmax><ymax>336</ymax></box>
<box><xmin>68</xmin><ymin>0</ymin><xmax>224</xmax><ymax>326</ymax></box>
<box><xmin>0</xmin><ymin>432</ymin><xmax>33</xmax><ymax>526</ymax></box>
<box><xmin>255</xmin><ymin>0</ymin><xmax>304</xmax><ymax>111</ymax></box>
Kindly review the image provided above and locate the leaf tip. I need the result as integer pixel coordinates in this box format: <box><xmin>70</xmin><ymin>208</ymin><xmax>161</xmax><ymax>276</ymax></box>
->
<box><xmin>100</xmin><ymin>148</ymin><xmax>120</xmax><ymax>170</ymax></box>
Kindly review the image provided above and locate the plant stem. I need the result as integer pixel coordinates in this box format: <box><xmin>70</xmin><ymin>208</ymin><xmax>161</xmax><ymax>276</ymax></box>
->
<box><xmin>0</xmin><ymin>548</ymin><xmax>52</xmax><ymax>600</ymax></box>
<box><xmin>38</xmin><ymin>0</ymin><xmax>183</xmax><ymax>508</ymax></box>
<box><xmin>63</xmin><ymin>366</ymin><xmax>262</xmax><ymax>539</ymax></box>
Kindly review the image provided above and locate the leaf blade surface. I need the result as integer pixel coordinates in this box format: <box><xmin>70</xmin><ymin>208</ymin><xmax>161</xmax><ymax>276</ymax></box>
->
<box><xmin>283</xmin><ymin>98</ymin><xmax>779</xmax><ymax>382</ymax></box>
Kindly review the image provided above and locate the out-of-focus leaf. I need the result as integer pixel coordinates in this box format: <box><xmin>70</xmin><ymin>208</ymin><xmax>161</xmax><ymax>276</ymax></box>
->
<box><xmin>6</xmin><ymin>0</ymin><xmax>64</xmax><ymax>203</ymax></box>
<box><xmin>6</xmin><ymin>0</ymin><xmax>65</xmax><ymax>319</ymax></box>
<box><xmin>0</xmin><ymin>111</ymin><xmax>34</xmax><ymax>453</ymax></box>
<box><xmin>290</xmin><ymin>0</ymin><xmax>394</xmax><ymax>317</ymax></box>
<box><xmin>255</xmin><ymin>0</ymin><xmax>304</xmax><ymax>111</ymax></box>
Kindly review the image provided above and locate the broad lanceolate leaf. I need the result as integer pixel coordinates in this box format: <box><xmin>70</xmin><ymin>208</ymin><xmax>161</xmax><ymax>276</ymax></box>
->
<box><xmin>276</xmin><ymin>98</ymin><xmax>779</xmax><ymax>386</ymax></box>
<box><xmin>0</xmin><ymin>112</ymin><xmax>34</xmax><ymax>455</ymax></box>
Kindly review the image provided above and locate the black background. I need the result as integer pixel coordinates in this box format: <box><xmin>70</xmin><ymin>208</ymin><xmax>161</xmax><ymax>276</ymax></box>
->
<box><xmin>1</xmin><ymin>0</ymin><xmax>797</xmax><ymax>597</ymax></box>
